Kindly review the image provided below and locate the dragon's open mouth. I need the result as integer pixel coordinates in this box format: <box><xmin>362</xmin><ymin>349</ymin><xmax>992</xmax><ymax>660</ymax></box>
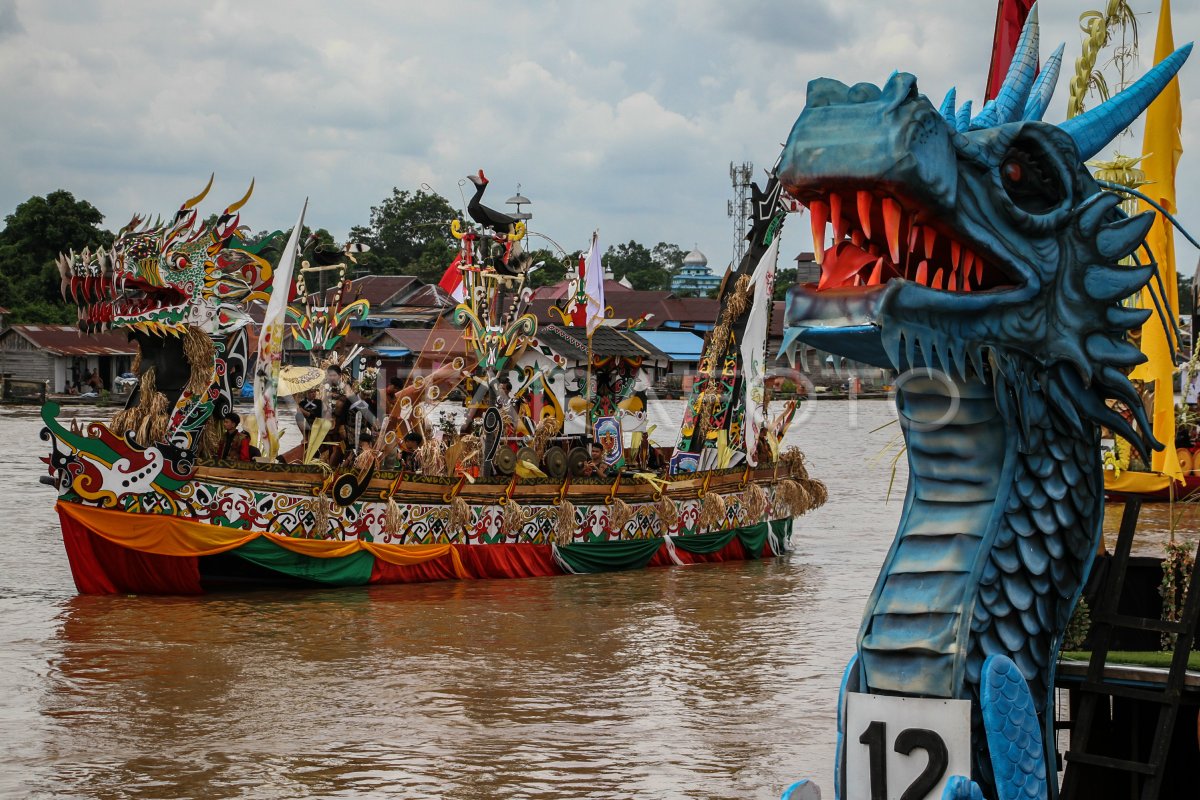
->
<box><xmin>791</xmin><ymin>187</ymin><xmax>1020</xmax><ymax>294</ymax></box>
<box><xmin>73</xmin><ymin>276</ymin><xmax>189</xmax><ymax>333</ymax></box>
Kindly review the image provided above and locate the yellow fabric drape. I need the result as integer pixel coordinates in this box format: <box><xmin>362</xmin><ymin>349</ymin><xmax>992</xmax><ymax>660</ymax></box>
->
<box><xmin>1128</xmin><ymin>0</ymin><xmax>1184</xmax><ymax>483</ymax></box>
<box><xmin>57</xmin><ymin>501</ymin><xmax>468</xmax><ymax>577</ymax></box>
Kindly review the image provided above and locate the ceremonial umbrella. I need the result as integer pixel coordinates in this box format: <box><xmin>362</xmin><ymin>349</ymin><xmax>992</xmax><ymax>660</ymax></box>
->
<box><xmin>277</xmin><ymin>365</ymin><xmax>325</xmax><ymax>397</ymax></box>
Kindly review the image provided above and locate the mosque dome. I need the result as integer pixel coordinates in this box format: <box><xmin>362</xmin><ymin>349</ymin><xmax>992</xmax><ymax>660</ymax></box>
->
<box><xmin>682</xmin><ymin>248</ymin><xmax>707</xmax><ymax>267</ymax></box>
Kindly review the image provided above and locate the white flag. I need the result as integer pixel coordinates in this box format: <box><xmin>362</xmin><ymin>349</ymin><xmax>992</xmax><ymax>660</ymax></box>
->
<box><xmin>584</xmin><ymin>232</ymin><xmax>605</xmax><ymax>336</ymax></box>
<box><xmin>254</xmin><ymin>200</ymin><xmax>307</xmax><ymax>459</ymax></box>
<box><xmin>742</xmin><ymin>236</ymin><xmax>780</xmax><ymax>466</ymax></box>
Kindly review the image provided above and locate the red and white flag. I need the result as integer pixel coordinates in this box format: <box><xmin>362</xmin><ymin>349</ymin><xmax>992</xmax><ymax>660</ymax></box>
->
<box><xmin>438</xmin><ymin>253</ymin><xmax>465</xmax><ymax>302</ymax></box>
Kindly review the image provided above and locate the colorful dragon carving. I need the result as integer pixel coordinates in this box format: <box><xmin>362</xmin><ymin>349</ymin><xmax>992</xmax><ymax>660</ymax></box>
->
<box><xmin>48</xmin><ymin>178</ymin><xmax>276</xmax><ymax>502</ymax></box>
<box><xmin>778</xmin><ymin>12</ymin><xmax>1190</xmax><ymax>800</ymax></box>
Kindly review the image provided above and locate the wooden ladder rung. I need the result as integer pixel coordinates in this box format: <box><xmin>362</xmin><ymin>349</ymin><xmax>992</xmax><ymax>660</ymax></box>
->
<box><xmin>1064</xmin><ymin>751</ymin><xmax>1159</xmax><ymax>775</ymax></box>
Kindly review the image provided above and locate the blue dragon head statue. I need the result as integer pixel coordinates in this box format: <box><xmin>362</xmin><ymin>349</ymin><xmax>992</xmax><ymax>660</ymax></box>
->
<box><xmin>780</xmin><ymin>12</ymin><xmax>1189</xmax><ymax>459</ymax></box>
<box><xmin>777</xmin><ymin>9</ymin><xmax>1192</xmax><ymax>798</ymax></box>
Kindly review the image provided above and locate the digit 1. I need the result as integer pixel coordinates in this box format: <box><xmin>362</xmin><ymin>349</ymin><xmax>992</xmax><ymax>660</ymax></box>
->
<box><xmin>858</xmin><ymin>720</ymin><xmax>887</xmax><ymax>800</ymax></box>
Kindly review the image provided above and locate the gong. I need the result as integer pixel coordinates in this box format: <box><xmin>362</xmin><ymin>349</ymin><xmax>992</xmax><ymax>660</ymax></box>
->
<box><xmin>566</xmin><ymin>446</ymin><xmax>590</xmax><ymax>477</ymax></box>
<box><xmin>543</xmin><ymin>445</ymin><xmax>567</xmax><ymax>479</ymax></box>
<box><xmin>493</xmin><ymin>446</ymin><xmax>517</xmax><ymax>475</ymax></box>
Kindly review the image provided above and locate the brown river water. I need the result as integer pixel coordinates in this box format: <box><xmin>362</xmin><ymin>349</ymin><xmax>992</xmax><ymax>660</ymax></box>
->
<box><xmin>0</xmin><ymin>400</ymin><xmax>1190</xmax><ymax>799</ymax></box>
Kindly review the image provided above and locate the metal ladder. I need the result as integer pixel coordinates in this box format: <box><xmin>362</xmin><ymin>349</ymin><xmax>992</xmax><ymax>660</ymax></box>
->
<box><xmin>1060</xmin><ymin>500</ymin><xmax>1200</xmax><ymax>800</ymax></box>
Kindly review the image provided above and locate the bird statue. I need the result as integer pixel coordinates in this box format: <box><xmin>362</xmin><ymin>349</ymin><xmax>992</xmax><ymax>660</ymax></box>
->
<box><xmin>466</xmin><ymin>169</ymin><xmax>521</xmax><ymax>234</ymax></box>
<box><xmin>466</xmin><ymin>169</ymin><xmax>527</xmax><ymax>277</ymax></box>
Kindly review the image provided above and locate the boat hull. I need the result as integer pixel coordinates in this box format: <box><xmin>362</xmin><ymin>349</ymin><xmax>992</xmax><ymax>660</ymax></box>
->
<box><xmin>54</xmin><ymin>460</ymin><xmax>812</xmax><ymax>594</ymax></box>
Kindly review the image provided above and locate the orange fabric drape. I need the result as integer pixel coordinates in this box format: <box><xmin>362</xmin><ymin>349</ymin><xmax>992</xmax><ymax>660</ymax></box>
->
<box><xmin>57</xmin><ymin>501</ymin><xmax>468</xmax><ymax>577</ymax></box>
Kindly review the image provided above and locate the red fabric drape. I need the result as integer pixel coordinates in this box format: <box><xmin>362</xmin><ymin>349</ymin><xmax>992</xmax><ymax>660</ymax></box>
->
<box><xmin>985</xmin><ymin>0</ymin><xmax>1036</xmax><ymax>100</ymax></box>
<box><xmin>646</xmin><ymin>536</ymin><xmax>751</xmax><ymax>567</ymax></box>
<box><xmin>59</xmin><ymin>508</ymin><xmax>202</xmax><ymax>594</ymax></box>
<box><xmin>367</xmin><ymin>543</ymin><xmax>558</xmax><ymax>584</ymax></box>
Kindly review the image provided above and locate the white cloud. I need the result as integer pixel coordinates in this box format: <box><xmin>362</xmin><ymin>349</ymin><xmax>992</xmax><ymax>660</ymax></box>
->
<box><xmin>0</xmin><ymin>0</ymin><xmax>1197</xmax><ymax>271</ymax></box>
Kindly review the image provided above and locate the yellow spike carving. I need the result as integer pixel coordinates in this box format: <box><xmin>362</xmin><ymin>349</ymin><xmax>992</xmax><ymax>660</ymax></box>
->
<box><xmin>182</xmin><ymin>173</ymin><xmax>215</xmax><ymax>210</ymax></box>
<box><xmin>223</xmin><ymin>178</ymin><xmax>255</xmax><ymax>215</ymax></box>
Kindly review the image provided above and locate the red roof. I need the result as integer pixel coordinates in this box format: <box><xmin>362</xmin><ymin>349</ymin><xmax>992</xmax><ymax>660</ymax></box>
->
<box><xmin>377</xmin><ymin>327</ymin><xmax>472</xmax><ymax>356</ymax></box>
<box><xmin>1</xmin><ymin>325</ymin><xmax>137</xmax><ymax>356</ymax></box>
<box><xmin>529</xmin><ymin>278</ymin><xmax>634</xmax><ymax>300</ymax></box>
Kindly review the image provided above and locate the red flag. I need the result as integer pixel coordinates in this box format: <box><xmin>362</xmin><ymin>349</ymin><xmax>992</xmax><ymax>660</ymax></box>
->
<box><xmin>985</xmin><ymin>0</ymin><xmax>1036</xmax><ymax>101</ymax></box>
<box><xmin>438</xmin><ymin>253</ymin><xmax>465</xmax><ymax>302</ymax></box>
<box><xmin>571</xmin><ymin>254</ymin><xmax>587</xmax><ymax>326</ymax></box>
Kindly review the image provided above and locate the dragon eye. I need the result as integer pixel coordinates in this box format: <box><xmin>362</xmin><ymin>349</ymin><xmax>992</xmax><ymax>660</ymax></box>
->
<box><xmin>999</xmin><ymin>142</ymin><xmax>1065</xmax><ymax>215</ymax></box>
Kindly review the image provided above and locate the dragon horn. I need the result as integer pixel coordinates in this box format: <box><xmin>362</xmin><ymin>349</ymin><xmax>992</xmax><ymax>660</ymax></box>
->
<box><xmin>954</xmin><ymin>100</ymin><xmax>972</xmax><ymax>133</ymax></box>
<box><xmin>224</xmin><ymin>178</ymin><xmax>255</xmax><ymax>215</ymax></box>
<box><xmin>939</xmin><ymin>87</ymin><xmax>957</xmax><ymax>125</ymax></box>
<box><xmin>182</xmin><ymin>173</ymin><xmax>215</xmax><ymax>210</ymax></box>
<box><xmin>974</xmin><ymin>2</ymin><xmax>1040</xmax><ymax>127</ymax></box>
<box><xmin>1060</xmin><ymin>42</ymin><xmax>1193</xmax><ymax>161</ymax></box>
<box><xmin>1023</xmin><ymin>42</ymin><xmax>1065</xmax><ymax>121</ymax></box>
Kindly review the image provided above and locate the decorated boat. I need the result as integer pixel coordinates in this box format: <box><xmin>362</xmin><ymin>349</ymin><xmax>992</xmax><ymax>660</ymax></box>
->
<box><xmin>42</xmin><ymin>169</ymin><xmax>825</xmax><ymax>595</ymax></box>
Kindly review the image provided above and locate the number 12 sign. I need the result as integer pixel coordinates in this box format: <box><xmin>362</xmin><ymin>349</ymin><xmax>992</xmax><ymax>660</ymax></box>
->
<box><xmin>845</xmin><ymin>693</ymin><xmax>971</xmax><ymax>800</ymax></box>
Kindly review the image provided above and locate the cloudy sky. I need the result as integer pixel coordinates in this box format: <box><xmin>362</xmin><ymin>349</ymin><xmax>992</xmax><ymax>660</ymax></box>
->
<box><xmin>1</xmin><ymin>0</ymin><xmax>1198</xmax><ymax>272</ymax></box>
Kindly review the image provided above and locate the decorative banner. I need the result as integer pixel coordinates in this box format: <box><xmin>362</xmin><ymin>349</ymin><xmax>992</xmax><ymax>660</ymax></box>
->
<box><xmin>584</xmin><ymin>231</ymin><xmax>605</xmax><ymax>336</ymax></box>
<box><xmin>255</xmin><ymin>200</ymin><xmax>307</xmax><ymax>460</ymax></box>
<box><xmin>593</xmin><ymin>415</ymin><xmax>624</xmax><ymax>471</ymax></box>
<box><xmin>742</xmin><ymin>236</ymin><xmax>780</xmax><ymax>466</ymax></box>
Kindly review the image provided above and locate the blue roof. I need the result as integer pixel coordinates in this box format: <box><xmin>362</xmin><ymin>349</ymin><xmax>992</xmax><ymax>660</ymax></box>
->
<box><xmin>633</xmin><ymin>330</ymin><xmax>705</xmax><ymax>361</ymax></box>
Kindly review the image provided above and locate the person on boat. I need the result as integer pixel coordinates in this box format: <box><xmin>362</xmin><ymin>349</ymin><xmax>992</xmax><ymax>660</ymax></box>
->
<box><xmin>385</xmin><ymin>377</ymin><xmax>404</xmax><ymax>411</ymax></box>
<box><xmin>582</xmin><ymin>442</ymin><xmax>611</xmax><ymax>477</ymax></box>
<box><xmin>397</xmin><ymin>431</ymin><xmax>423</xmax><ymax>472</ymax></box>
<box><xmin>218</xmin><ymin>412</ymin><xmax>252</xmax><ymax>461</ymax></box>
<box><xmin>297</xmin><ymin>388</ymin><xmax>322</xmax><ymax>438</ymax></box>
<box><xmin>320</xmin><ymin>395</ymin><xmax>352</xmax><ymax>467</ymax></box>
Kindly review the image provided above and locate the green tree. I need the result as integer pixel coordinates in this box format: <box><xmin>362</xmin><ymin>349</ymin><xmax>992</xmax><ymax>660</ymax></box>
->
<box><xmin>773</xmin><ymin>268</ymin><xmax>798</xmax><ymax>301</ymax></box>
<box><xmin>604</xmin><ymin>240</ymin><xmax>673</xmax><ymax>291</ymax></box>
<box><xmin>652</xmin><ymin>242</ymin><xmax>685</xmax><ymax>276</ymax></box>
<box><xmin>524</xmin><ymin>247</ymin><xmax>574</xmax><ymax>288</ymax></box>
<box><xmin>350</xmin><ymin>189</ymin><xmax>459</xmax><ymax>283</ymax></box>
<box><xmin>0</xmin><ymin>190</ymin><xmax>114</xmax><ymax>322</ymax></box>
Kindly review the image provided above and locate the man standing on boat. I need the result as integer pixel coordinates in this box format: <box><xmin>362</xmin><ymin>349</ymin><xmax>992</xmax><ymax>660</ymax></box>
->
<box><xmin>217</xmin><ymin>413</ymin><xmax>252</xmax><ymax>461</ymax></box>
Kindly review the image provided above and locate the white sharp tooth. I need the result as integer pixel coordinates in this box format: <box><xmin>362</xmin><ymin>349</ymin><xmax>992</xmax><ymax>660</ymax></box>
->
<box><xmin>947</xmin><ymin>269</ymin><xmax>957</xmax><ymax>291</ymax></box>
<box><xmin>908</xmin><ymin>225</ymin><xmax>921</xmax><ymax>257</ymax></box>
<box><xmin>882</xmin><ymin>197</ymin><xmax>902</xmax><ymax>264</ymax></box>
<box><xmin>924</xmin><ymin>227</ymin><xmax>937</xmax><ymax>259</ymax></box>
<box><xmin>916</xmin><ymin>261</ymin><xmax>929</xmax><ymax>285</ymax></box>
<box><xmin>932</xmin><ymin>268</ymin><xmax>945</xmax><ymax>290</ymax></box>
<box><xmin>950</xmin><ymin>240</ymin><xmax>962</xmax><ymax>270</ymax></box>
<box><xmin>974</xmin><ymin>252</ymin><xmax>984</xmax><ymax>284</ymax></box>
<box><xmin>809</xmin><ymin>200</ymin><xmax>829</xmax><ymax>264</ymax></box>
<box><xmin>857</xmin><ymin>191</ymin><xmax>874</xmax><ymax>239</ymax></box>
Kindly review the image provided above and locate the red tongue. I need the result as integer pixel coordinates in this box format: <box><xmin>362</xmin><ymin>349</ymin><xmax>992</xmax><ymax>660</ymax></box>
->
<box><xmin>818</xmin><ymin>241</ymin><xmax>877</xmax><ymax>290</ymax></box>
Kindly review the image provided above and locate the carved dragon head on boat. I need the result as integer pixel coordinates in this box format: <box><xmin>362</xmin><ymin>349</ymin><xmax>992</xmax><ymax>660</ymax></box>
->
<box><xmin>59</xmin><ymin>178</ymin><xmax>276</xmax><ymax>427</ymax></box>
<box><xmin>778</xmin><ymin>10</ymin><xmax>1191</xmax><ymax>798</ymax></box>
<box><xmin>61</xmin><ymin>176</ymin><xmax>272</xmax><ymax>338</ymax></box>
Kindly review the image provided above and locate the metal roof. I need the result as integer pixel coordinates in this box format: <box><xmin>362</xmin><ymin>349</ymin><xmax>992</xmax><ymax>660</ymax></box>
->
<box><xmin>0</xmin><ymin>325</ymin><xmax>138</xmax><ymax>356</ymax></box>
<box><xmin>535</xmin><ymin>325</ymin><xmax>668</xmax><ymax>362</ymax></box>
<box><xmin>632</xmin><ymin>330</ymin><xmax>705</xmax><ymax>361</ymax></box>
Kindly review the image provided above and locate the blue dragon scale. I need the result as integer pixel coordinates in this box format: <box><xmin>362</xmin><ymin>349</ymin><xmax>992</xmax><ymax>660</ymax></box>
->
<box><xmin>777</xmin><ymin>10</ymin><xmax>1191</xmax><ymax>800</ymax></box>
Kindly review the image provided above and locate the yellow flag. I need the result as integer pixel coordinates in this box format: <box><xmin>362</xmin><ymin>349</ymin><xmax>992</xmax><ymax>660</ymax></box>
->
<box><xmin>1128</xmin><ymin>0</ymin><xmax>1184</xmax><ymax>482</ymax></box>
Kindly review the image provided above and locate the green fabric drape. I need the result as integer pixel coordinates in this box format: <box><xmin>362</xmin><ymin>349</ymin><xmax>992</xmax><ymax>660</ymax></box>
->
<box><xmin>671</xmin><ymin>528</ymin><xmax>739</xmax><ymax>554</ymax></box>
<box><xmin>737</xmin><ymin>521</ymin><xmax>770</xmax><ymax>559</ymax></box>
<box><xmin>556</xmin><ymin>537</ymin><xmax>666</xmax><ymax>573</ymax></box>
<box><xmin>231</xmin><ymin>537</ymin><xmax>375</xmax><ymax>586</ymax></box>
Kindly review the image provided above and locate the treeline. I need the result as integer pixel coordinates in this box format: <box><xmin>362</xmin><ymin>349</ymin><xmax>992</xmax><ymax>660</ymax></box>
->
<box><xmin>0</xmin><ymin>187</ymin><xmax>696</xmax><ymax>325</ymax></box>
